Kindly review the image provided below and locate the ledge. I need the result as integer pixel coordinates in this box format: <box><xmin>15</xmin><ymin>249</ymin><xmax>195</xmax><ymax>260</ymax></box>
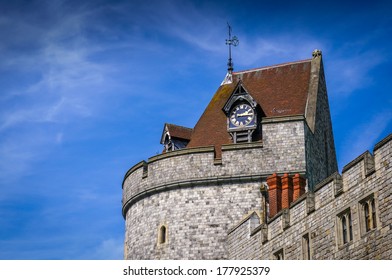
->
<box><xmin>221</xmin><ymin>141</ymin><xmax>263</xmax><ymax>151</ymax></box>
<box><xmin>261</xmin><ymin>114</ymin><xmax>305</xmax><ymax>124</ymax></box>
<box><xmin>148</xmin><ymin>146</ymin><xmax>215</xmax><ymax>163</ymax></box>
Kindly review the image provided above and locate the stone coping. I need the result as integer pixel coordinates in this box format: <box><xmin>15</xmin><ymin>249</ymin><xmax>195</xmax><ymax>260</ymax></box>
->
<box><xmin>122</xmin><ymin>141</ymin><xmax>268</xmax><ymax>187</ymax></box>
<box><xmin>227</xmin><ymin>211</ymin><xmax>261</xmax><ymax>235</ymax></box>
<box><xmin>342</xmin><ymin>151</ymin><xmax>371</xmax><ymax>174</ymax></box>
<box><xmin>342</xmin><ymin>133</ymin><xmax>391</xmax><ymax>174</ymax></box>
<box><xmin>374</xmin><ymin>132</ymin><xmax>392</xmax><ymax>151</ymax></box>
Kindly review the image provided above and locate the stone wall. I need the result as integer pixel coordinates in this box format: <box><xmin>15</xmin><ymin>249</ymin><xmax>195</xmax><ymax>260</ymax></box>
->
<box><xmin>228</xmin><ymin>133</ymin><xmax>392</xmax><ymax>259</ymax></box>
<box><xmin>125</xmin><ymin>182</ymin><xmax>262</xmax><ymax>259</ymax></box>
<box><xmin>305</xmin><ymin>60</ymin><xmax>338</xmax><ymax>189</ymax></box>
<box><xmin>227</xmin><ymin>212</ymin><xmax>262</xmax><ymax>259</ymax></box>
<box><xmin>122</xmin><ymin>119</ymin><xmax>308</xmax><ymax>259</ymax></box>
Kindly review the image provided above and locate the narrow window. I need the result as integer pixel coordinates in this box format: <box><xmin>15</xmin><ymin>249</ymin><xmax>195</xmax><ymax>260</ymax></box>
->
<box><xmin>361</xmin><ymin>195</ymin><xmax>377</xmax><ymax>233</ymax></box>
<box><xmin>348</xmin><ymin>212</ymin><xmax>353</xmax><ymax>241</ymax></box>
<box><xmin>337</xmin><ymin>209</ymin><xmax>353</xmax><ymax>246</ymax></box>
<box><xmin>342</xmin><ymin>215</ymin><xmax>347</xmax><ymax>244</ymax></box>
<box><xmin>302</xmin><ymin>233</ymin><xmax>311</xmax><ymax>260</ymax></box>
<box><xmin>364</xmin><ymin>203</ymin><xmax>370</xmax><ymax>232</ymax></box>
<box><xmin>159</xmin><ymin>225</ymin><xmax>167</xmax><ymax>244</ymax></box>
<box><xmin>371</xmin><ymin>198</ymin><xmax>377</xmax><ymax>228</ymax></box>
<box><xmin>273</xmin><ymin>249</ymin><xmax>284</xmax><ymax>260</ymax></box>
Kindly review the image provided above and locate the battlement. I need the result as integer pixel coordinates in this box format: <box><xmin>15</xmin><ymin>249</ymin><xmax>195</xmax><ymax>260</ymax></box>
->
<box><xmin>228</xmin><ymin>133</ymin><xmax>392</xmax><ymax>259</ymax></box>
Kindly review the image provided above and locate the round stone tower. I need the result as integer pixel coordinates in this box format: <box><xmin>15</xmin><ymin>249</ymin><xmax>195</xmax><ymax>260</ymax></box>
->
<box><xmin>122</xmin><ymin>52</ymin><xmax>337</xmax><ymax>259</ymax></box>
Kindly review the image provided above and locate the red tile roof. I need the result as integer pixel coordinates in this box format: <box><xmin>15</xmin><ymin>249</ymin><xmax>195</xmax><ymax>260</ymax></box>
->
<box><xmin>165</xmin><ymin>123</ymin><xmax>193</xmax><ymax>141</ymax></box>
<box><xmin>186</xmin><ymin>59</ymin><xmax>313</xmax><ymax>157</ymax></box>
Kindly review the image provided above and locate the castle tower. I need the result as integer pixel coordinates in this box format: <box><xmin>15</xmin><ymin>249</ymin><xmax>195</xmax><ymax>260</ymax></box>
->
<box><xmin>122</xmin><ymin>50</ymin><xmax>338</xmax><ymax>259</ymax></box>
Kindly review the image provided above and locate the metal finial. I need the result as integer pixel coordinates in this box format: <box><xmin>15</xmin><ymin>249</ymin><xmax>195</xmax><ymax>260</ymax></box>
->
<box><xmin>225</xmin><ymin>23</ymin><xmax>239</xmax><ymax>74</ymax></box>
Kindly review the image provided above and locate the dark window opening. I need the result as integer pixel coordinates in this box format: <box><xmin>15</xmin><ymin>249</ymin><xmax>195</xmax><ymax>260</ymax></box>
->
<box><xmin>159</xmin><ymin>225</ymin><xmax>167</xmax><ymax>244</ymax></box>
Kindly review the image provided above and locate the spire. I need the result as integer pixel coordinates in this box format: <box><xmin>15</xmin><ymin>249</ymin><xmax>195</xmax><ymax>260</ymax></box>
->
<box><xmin>221</xmin><ymin>23</ymin><xmax>239</xmax><ymax>85</ymax></box>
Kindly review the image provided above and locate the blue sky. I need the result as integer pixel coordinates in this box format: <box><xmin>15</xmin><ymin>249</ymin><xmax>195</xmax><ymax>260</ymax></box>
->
<box><xmin>0</xmin><ymin>0</ymin><xmax>391</xmax><ymax>259</ymax></box>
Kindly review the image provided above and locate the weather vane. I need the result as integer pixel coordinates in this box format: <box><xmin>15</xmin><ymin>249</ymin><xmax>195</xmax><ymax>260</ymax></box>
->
<box><xmin>221</xmin><ymin>23</ymin><xmax>239</xmax><ymax>85</ymax></box>
<box><xmin>225</xmin><ymin>23</ymin><xmax>239</xmax><ymax>74</ymax></box>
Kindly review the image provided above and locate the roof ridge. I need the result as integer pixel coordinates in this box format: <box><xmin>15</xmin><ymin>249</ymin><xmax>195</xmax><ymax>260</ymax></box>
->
<box><xmin>233</xmin><ymin>58</ymin><xmax>312</xmax><ymax>75</ymax></box>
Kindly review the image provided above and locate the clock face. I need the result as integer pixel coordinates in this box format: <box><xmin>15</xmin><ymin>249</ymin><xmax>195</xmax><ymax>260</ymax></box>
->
<box><xmin>229</xmin><ymin>103</ymin><xmax>255</xmax><ymax>128</ymax></box>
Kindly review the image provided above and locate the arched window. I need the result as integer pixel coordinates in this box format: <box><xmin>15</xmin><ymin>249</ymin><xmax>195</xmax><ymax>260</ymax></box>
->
<box><xmin>159</xmin><ymin>225</ymin><xmax>167</xmax><ymax>244</ymax></box>
<box><xmin>360</xmin><ymin>195</ymin><xmax>378</xmax><ymax>234</ymax></box>
<box><xmin>337</xmin><ymin>209</ymin><xmax>353</xmax><ymax>246</ymax></box>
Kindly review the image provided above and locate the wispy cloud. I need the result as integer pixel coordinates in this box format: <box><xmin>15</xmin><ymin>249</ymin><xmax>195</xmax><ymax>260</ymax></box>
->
<box><xmin>328</xmin><ymin>49</ymin><xmax>384</xmax><ymax>97</ymax></box>
<box><xmin>0</xmin><ymin>2</ymin><xmax>125</xmax><ymax>182</ymax></box>
<box><xmin>235</xmin><ymin>34</ymin><xmax>325</xmax><ymax>67</ymax></box>
<box><xmin>339</xmin><ymin>110</ymin><xmax>392</xmax><ymax>168</ymax></box>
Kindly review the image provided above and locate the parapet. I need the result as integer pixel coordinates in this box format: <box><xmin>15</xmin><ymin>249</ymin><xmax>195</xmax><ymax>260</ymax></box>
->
<box><xmin>227</xmin><ymin>132</ymin><xmax>392</xmax><ymax>259</ymax></box>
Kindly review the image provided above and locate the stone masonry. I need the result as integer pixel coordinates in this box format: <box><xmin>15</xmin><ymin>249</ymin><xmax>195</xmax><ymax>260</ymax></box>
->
<box><xmin>227</xmin><ymin>133</ymin><xmax>392</xmax><ymax>259</ymax></box>
<box><xmin>121</xmin><ymin>52</ymin><xmax>389</xmax><ymax>260</ymax></box>
<box><xmin>122</xmin><ymin>118</ymin><xmax>309</xmax><ymax>259</ymax></box>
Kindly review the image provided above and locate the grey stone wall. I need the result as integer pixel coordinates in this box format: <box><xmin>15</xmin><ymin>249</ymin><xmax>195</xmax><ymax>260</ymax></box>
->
<box><xmin>305</xmin><ymin>62</ymin><xmax>338</xmax><ymax>189</ymax></box>
<box><xmin>122</xmin><ymin>119</ymin><xmax>308</xmax><ymax>259</ymax></box>
<box><xmin>228</xmin><ymin>133</ymin><xmax>392</xmax><ymax>259</ymax></box>
<box><xmin>227</xmin><ymin>212</ymin><xmax>261</xmax><ymax>259</ymax></box>
<box><xmin>125</xmin><ymin>182</ymin><xmax>262</xmax><ymax>259</ymax></box>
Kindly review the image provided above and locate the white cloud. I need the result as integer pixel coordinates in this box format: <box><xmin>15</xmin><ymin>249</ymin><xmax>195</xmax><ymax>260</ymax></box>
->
<box><xmin>236</xmin><ymin>35</ymin><xmax>325</xmax><ymax>67</ymax></box>
<box><xmin>327</xmin><ymin>50</ymin><xmax>383</xmax><ymax>97</ymax></box>
<box><xmin>0</xmin><ymin>3</ymin><xmax>124</xmax><ymax>182</ymax></box>
<box><xmin>340</xmin><ymin>110</ymin><xmax>392</xmax><ymax>168</ymax></box>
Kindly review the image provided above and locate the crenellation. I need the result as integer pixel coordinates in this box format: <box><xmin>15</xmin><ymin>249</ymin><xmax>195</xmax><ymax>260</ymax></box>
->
<box><xmin>228</xmin><ymin>133</ymin><xmax>392</xmax><ymax>259</ymax></box>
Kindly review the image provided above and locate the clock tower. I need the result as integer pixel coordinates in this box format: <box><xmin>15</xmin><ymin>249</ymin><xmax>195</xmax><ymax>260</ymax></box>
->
<box><xmin>122</xmin><ymin>50</ymin><xmax>340</xmax><ymax>259</ymax></box>
<box><xmin>223</xmin><ymin>82</ymin><xmax>260</xmax><ymax>143</ymax></box>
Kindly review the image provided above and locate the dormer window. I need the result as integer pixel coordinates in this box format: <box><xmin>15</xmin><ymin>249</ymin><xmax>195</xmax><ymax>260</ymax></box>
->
<box><xmin>160</xmin><ymin>123</ymin><xmax>193</xmax><ymax>153</ymax></box>
<box><xmin>223</xmin><ymin>82</ymin><xmax>259</xmax><ymax>143</ymax></box>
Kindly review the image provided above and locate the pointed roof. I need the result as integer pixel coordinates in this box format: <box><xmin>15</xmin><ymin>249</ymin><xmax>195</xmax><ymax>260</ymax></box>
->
<box><xmin>160</xmin><ymin>123</ymin><xmax>193</xmax><ymax>144</ymax></box>
<box><xmin>186</xmin><ymin>57</ymin><xmax>318</xmax><ymax>157</ymax></box>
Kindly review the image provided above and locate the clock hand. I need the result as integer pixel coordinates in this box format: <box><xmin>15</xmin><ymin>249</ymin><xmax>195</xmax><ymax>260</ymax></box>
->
<box><xmin>237</xmin><ymin>112</ymin><xmax>253</xmax><ymax>117</ymax></box>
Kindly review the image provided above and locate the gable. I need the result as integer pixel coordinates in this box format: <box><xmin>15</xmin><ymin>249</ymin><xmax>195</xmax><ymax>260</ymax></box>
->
<box><xmin>222</xmin><ymin>81</ymin><xmax>257</xmax><ymax>114</ymax></box>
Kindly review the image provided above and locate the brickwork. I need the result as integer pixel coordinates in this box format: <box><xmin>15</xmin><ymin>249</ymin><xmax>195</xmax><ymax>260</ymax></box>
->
<box><xmin>281</xmin><ymin>174</ymin><xmax>293</xmax><ymax>209</ymax></box>
<box><xmin>228</xmin><ymin>133</ymin><xmax>392</xmax><ymax>259</ymax></box>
